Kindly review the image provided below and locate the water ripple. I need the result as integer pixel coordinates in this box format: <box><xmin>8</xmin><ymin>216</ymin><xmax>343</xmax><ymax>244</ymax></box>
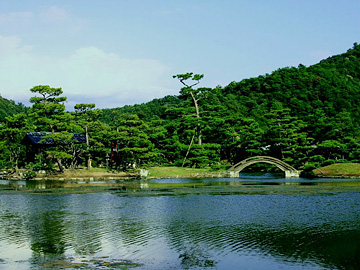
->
<box><xmin>0</xmin><ymin>192</ymin><xmax>359</xmax><ymax>269</ymax></box>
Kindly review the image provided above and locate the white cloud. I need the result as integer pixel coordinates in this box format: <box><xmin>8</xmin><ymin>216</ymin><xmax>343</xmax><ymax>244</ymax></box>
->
<box><xmin>0</xmin><ymin>6</ymin><xmax>86</xmax><ymax>33</ymax></box>
<box><xmin>0</xmin><ymin>35</ymin><xmax>25</xmax><ymax>55</ymax></box>
<box><xmin>0</xmin><ymin>11</ymin><xmax>34</xmax><ymax>23</ymax></box>
<box><xmin>40</xmin><ymin>6</ymin><xmax>69</xmax><ymax>23</ymax></box>
<box><xmin>0</xmin><ymin>35</ymin><xmax>173</xmax><ymax>109</ymax></box>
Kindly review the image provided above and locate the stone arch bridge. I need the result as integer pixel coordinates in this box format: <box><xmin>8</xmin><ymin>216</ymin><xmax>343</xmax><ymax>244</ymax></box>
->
<box><xmin>228</xmin><ymin>156</ymin><xmax>300</xmax><ymax>178</ymax></box>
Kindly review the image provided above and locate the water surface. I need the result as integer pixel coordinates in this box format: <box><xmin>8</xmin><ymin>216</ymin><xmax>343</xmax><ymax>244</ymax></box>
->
<box><xmin>0</xmin><ymin>174</ymin><xmax>360</xmax><ymax>269</ymax></box>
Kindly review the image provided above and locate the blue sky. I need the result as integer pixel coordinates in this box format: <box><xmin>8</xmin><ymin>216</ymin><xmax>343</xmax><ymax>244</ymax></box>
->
<box><xmin>0</xmin><ymin>0</ymin><xmax>359</xmax><ymax>109</ymax></box>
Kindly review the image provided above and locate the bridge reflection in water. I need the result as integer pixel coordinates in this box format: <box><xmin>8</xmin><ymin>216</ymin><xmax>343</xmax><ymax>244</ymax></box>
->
<box><xmin>228</xmin><ymin>156</ymin><xmax>300</xmax><ymax>178</ymax></box>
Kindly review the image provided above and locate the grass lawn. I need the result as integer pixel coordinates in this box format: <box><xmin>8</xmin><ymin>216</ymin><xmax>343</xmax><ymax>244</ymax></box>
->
<box><xmin>314</xmin><ymin>163</ymin><xmax>360</xmax><ymax>177</ymax></box>
<box><xmin>40</xmin><ymin>167</ymin><xmax>135</xmax><ymax>178</ymax></box>
<box><xmin>147</xmin><ymin>166</ymin><xmax>220</xmax><ymax>178</ymax></box>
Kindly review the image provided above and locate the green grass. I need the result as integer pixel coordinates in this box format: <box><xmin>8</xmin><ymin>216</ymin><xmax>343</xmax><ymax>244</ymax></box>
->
<box><xmin>314</xmin><ymin>163</ymin><xmax>360</xmax><ymax>177</ymax></box>
<box><xmin>60</xmin><ymin>167</ymin><xmax>110</xmax><ymax>175</ymax></box>
<box><xmin>148</xmin><ymin>166</ymin><xmax>217</xmax><ymax>178</ymax></box>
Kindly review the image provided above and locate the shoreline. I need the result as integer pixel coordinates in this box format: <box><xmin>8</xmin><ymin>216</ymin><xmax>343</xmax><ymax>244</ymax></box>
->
<box><xmin>1</xmin><ymin>169</ymin><xmax>139</xmax><ymax>181</ymax></box>
<box><xmin>312</xmin><ymin>175</ymin><xmax>360</xmax><ymax>179</ymax></box>
<box><xmin>2</xmin><ymin>164</ymin><xmax>360</xmax><ymax>181</ymax></box>
<box><xmin>2</xmin><ymin>173</ymin><xmax>360</xmax><ymax>181</ymax></box>
<box><xmin>0</xmin><ymin>167</ymin><xmax>231</xmax><ymax>181</ymax></box>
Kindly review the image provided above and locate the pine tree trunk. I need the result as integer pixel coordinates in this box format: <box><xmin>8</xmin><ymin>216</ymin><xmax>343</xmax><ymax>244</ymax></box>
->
<box><xmin>190</xmin><ymin>91</ymin><xmax>202</xmax><ymax>145</ymax></box>
<box><xmin>182</xmin><ymin>134</ymin><xmax>195</xmax><ymax>167</ymax></box>
<box><xmin>87</xmin><ymin>157</ymin><xmax>92</xmax><ymax>170</ymax></box>
<box><xmin>85</xmin><ymin>126</ymin><xmax>92</xmax><ymax>170</ymax></box>
<box><xmin>57</xmin><ymin>158</ymin><xmax>64</xmax><ymax>172</ymax></box>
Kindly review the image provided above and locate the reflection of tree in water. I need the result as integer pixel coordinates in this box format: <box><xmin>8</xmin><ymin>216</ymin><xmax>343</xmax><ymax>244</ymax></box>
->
<box><xmin>232</xmin><ymin>226</ymin><xmax>360</xmax><ymax>270</ymax></box>
<box><xmin>161</xmin><ymin>220</ymin><xmax>218</xmax><ymax>269</ymax></box>
<box><xmin>26</xmin><ymin>195</ymin><xmax>101</xmax><ymax>257</ymax></box>
<box><xmin>27</xmin><ymin>195</ymin><xmax>104</xmax><ymax>258</ymax></box>
<box><xmin>184</xmin><ymin>224</ymin><xmax>360</xmax><ymax>270</ymax></box>
<box><xmin>65</xmin><ymin>195</ymin><xmax>104</xmax><ymax>255</ymax></box>
<box><xmin>29</xmin><ymin>211</ymin><xmax>66</xmax><ymax>255</ymax></box>
<box><xmin>68</xmin><ymin>218</ymin><xmax>103</xmax><ymax>255</ymax></box>
<box><xmin>178</xmin><ymin>242</ymin><xmax>215</xmax><ymax>269</ymax></box>
<box><xmin>162</xmin><ymin>218</ymin><xmax>360</xmax><ymax>270</ymax></box>
<box><xmin>1</xmin><ymin>192</ymin><xmax>360</xmax><ymax>269</ymax></box>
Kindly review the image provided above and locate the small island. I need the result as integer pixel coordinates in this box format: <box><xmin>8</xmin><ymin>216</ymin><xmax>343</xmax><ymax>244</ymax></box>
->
<box><xmin>313</xmin><ymin>163</ymin><xmax>360</xmax><ymax>178</ymax></box>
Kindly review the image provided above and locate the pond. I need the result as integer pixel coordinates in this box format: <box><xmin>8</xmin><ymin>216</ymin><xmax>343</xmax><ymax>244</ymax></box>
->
<box><xmin>0</xmin><ymin>173</ymin><xmax>360</xmax><ymax>269</ymax></box>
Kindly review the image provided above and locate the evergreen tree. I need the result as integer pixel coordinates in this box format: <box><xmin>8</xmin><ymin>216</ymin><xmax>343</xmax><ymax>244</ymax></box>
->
<box><xmin>109</xmin><ymin>113</ymin><xmax>154</xmax><ymax>170</ymax></box>
<box><xmin>0</xmin><ymin>113</ymin><xmax>32</xmax><ymax>170</ymax></box>
<box><xmin>74</xmin><ymin>103</ymin><xmax>102</xmax><ymax>169</ymax></box>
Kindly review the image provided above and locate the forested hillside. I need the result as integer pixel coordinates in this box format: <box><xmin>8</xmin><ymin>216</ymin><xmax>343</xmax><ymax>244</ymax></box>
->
<box><xmin>100</xmin><ymin>43</ymin><xmax>360</xmax><ymax>172</ymax></box>
<box><xmin>0</xmin><ymin>96</ymin><xmax>27</xmax><ymax>121</ymax></box>
<box><xmin>1</xmin><ymin>43</ymin><xmax>360</xmax><ymax>174</ymax></box>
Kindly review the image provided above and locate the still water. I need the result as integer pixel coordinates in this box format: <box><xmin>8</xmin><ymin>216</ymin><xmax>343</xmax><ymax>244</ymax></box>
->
<box><xmin>0</xmin><ymin>174</ymin><xmax>360</xmax><ymax>269</ymax></box>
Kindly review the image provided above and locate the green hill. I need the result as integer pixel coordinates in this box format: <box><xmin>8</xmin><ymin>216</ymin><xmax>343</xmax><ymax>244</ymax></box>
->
<box><xmin>103</xmin><ymin>43</ymin><xmax>360</xmax><ymax>127</ymax></box>
<box><xmin>0</xmin><ymin>96</ymin><xmax>27</xmax><ymax>122</ymax></box>
<box><xmin>314</xmin><ymin>163</ymin><xmax>360</xmax><ymax>178</ymax></box>
<box><xmin>100</xmin><ymin>43</ymin><xmax>360</xmax><ymax>170</ymax></box>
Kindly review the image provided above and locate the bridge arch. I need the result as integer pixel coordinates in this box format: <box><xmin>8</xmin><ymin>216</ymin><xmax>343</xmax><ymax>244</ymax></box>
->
<box><xmin>228</xmin><ymin>156</ymin><xmax>300</xmax><ymax>178</ymax></box>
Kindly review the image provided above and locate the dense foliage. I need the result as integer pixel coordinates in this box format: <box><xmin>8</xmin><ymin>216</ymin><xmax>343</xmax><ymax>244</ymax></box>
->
<box><xmin>1</xmin><ymin>43</ymin><xmax>360</xmax><ymax>174</ymax></box>
<box><xmin>0</xmin><ymin>96</ymin><xmax>26</xmax><ymax>122</ymax></box>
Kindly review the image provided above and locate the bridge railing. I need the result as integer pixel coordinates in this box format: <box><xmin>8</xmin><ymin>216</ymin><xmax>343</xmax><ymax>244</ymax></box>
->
<box><xmin>228</xmin><ymin>156</ymin><xmax>300</xmax><ymax>178</ymax></box>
